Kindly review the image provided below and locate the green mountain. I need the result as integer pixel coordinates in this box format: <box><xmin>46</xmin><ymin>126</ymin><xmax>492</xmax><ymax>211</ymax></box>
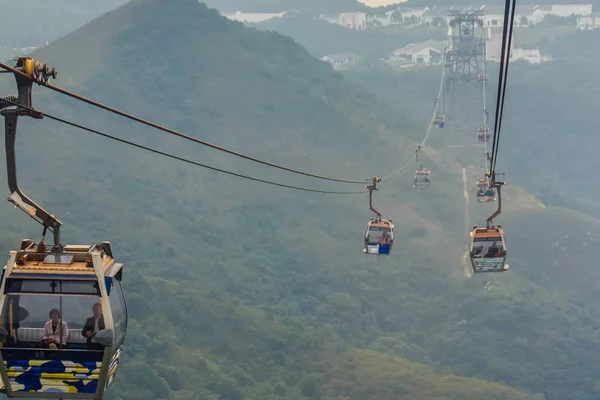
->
<box><xmin>0</xmin><ymin>1</ymin><xmax>598</xmax><ymax>400</ymax></box>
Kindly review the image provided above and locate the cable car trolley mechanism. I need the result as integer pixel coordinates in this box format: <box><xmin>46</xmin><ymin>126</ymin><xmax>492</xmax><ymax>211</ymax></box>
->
<box><xmin>0</xmin><ymin>57</ymin><xmax>127</xmax><ymax>399</ymax></box>
<box><xmin>363</xmin><ymin>177</ymin><xmax>394</xmax><ymax>256</ymax></box>
<box><xmin>469</xmin><ymin>174</ymin><xmax>508</xmax><ymax>273</ymax></box>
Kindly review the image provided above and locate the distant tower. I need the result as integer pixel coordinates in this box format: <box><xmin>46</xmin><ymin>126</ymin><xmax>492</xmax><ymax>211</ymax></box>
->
<box><xmin>445</xmin><ymin>9</ymin><xmax>487</xmax><ymax>88</ymax></box>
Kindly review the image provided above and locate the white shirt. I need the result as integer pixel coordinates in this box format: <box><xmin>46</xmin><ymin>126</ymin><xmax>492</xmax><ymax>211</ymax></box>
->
<box><xmin>43</xmin><ymin>320</ymin><xmax>69</xmax><ymax>345</ymax></box>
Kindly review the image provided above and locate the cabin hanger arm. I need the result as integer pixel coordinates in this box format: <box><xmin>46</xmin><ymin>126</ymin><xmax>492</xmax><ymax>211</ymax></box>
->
<box><xmin>0</xmin><ymin>57</ymin><xmax>62</xmax><ymax>252</ymax></box>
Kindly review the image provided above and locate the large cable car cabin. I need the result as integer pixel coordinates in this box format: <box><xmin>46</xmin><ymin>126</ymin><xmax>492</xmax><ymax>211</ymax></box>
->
<box><xmin>469</xmin><ymin>178</ymin><xmax>508</xmax><ymax>273</ymax></box>
<box><xmin>363</xmin><ymin>177</ymin><xmax>394</xmax><ymax>256</ymax></box>
<box><xmin>364</xmin><ymin>219</ymin><xmax>394</xmax><ymax>256</ymax></box>
<box><xmin>0</xmin><ymin>57</ymin><xmax>127</xmax><ymax>399</ymax></box>
<box><xmin>469</xmin><ymin>227</ymin><xmax>508</xmax><ymax>273</ymax></box>
<box><xmin>0</xmin><ymin>241</ymin><xmax>126</xmax><ymax>399</ymax></box>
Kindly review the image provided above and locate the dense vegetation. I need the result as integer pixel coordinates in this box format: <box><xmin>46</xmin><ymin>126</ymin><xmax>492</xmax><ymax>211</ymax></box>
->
<box><xmin>0</xmin><ymin>1</ymin><xmax>599</xmax><ymax>400</ymax></box>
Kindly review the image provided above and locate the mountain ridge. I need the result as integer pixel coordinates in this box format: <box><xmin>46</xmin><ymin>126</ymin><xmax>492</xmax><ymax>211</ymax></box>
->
<box><xmin>0</xmin><ymin>0</ymin><xmax>596</xmax><ymax>400</ymax></box>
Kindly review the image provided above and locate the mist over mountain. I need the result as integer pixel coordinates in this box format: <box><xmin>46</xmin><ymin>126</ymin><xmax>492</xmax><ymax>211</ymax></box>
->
<box><xmin>0</xmin><ymin>0</ymin><xmax>598</xmax><ymax>400</ymax></box>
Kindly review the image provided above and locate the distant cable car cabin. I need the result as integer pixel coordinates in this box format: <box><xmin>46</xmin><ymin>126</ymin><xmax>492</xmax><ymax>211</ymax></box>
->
<box><xmin>476</xmin><ymin>178</ymin><xmax>496</xmax><ymax>203</ymax></box>
<box><xmin>477</xmin><ymin>126</ymin><xmax>490</xmax><ymax>143</ymax></box>
<box><xmin>413</xmin><ymin>146</ymin><xmax>431</xmax><ymax>190</ymax></box>
<box><xmin>363</xmin><ymin>177</ymin><xmax>394</xmax><ymax>256</ymax></box>
<box><xmin>414</xmin><ymin>168</ymin><xmax>431</xmax><ymax>190</ymax></box>
<box><xmin>479</xmin><ymin>73</ymin><xmax>488</xmax><ymax>83</ymax></box>
<box><xmin>0</xmin><ymin>57</ymin><xmax>127</xmax><ymax>399</ymax></box>
<box><xmin>433</xmin><ymin>113</ymin><xmax>445</xmax><ymax>128</ymax></box>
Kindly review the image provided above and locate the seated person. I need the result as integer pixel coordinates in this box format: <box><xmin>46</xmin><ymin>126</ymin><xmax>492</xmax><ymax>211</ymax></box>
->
<box><xmin>380</xmin><ymin>232</ymin><xmax>389</xmax><ymax>245</ymax></box>
<box><xmin>82</xmin><ymin>303</ymin><xmax>105</xmax><ymax>350</ymax></box>
<box><xmin>42</xmin><ymin>308</ymin><xmax>69</xmax><ymax>349</ymax></box>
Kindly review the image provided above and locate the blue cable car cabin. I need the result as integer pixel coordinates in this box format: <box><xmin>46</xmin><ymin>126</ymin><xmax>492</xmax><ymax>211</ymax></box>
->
<box><xmin>469</xmin><ymin>227</ymin><xmax>508</xmax><ymax>273</ymax></box>
<box><xmin>0</xmin><ymin>240</ymin><xmax>126</xmax><ymax>399</ymax></box>
<box><xmin>363</xmin><ymin>220</ymin><xmax>394</xmax><ymax>256</ymax></box>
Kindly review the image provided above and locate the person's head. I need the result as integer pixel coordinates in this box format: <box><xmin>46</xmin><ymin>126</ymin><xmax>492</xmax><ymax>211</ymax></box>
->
<box><xmin>49</xmin><ymin>308</ymin><xmax>61</xmax><ymax>322</ymax></box>
<box><xmin>92</xmin><ymin>303</ymin><xmax>102</xmax><ymax>317</ymax></box>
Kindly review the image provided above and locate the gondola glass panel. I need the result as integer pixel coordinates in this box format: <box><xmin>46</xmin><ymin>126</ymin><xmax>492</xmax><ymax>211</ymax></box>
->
<box><xmin>364</xmin><ymin>223</ymin><xmax>394</xmax><ymax>255</ymax></box>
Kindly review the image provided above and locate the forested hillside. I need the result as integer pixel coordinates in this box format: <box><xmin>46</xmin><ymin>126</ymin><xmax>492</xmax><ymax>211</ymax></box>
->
<box><xmin>0</xmin><ymin>1</ymin><xmax>599</xmax><ymax>400</ymax></box>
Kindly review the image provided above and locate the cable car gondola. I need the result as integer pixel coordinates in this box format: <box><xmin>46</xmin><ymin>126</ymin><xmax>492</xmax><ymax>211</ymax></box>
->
<box><xmin>477</xmin><ymin>126</ymin><xmax>490</xmax><ymax>143</ymax></box>
<box><xmin>413</xmin><ymin>146</ymin><xmax>431</xmax><ymax>190</ymax></box>
<box><xmin>414</xmin><ymin>168</ymin><xmax>431</xmax><ymax>190</ymax></box>
<box><xmin>469</xmin><ymin>227</ymin><xmax>508</xmax><ymax>273</ymax></box>
<box><xmin>433</xmin><ymin>113</ymin><xmax>445</xmax><ymax>129</ymax></box>
<box><xmin>363</xmin><ymin>177</ymin><xmax>394</xmax><ymax>256</ymax></box>
<box><xmin>0</xmin><ymin>57</ymin><xmax>127</xmax><ymax>399</ymax></box>
<box><xmin>469</xmin><ymin>178</ymin><xmax>508</xmax><ymax>273</ymax></box>
<box><xmin>476</xmin><ymin>178</ymin><xmax>496</xmax><ymax>203</ymax></box>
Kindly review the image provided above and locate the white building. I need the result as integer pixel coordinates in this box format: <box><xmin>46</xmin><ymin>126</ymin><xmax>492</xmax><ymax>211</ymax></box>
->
<box><xmin>550</xmin><ymin>3</ymin><xmax>592</xmax><ymax>16</ymax></box>
<box><xmin>421</xmin><ymin>5</ymin><xmax>451</xmax><ymax>25</ymax></box>
<box><xmin>577</xmin><ymin>12</ymin><xmax>600</xmax><ymax>28</ymax></box>
<box><xmin>221</xmin><ymin>10</ymin><xmax>300</xmax><ymax>23</ymax></box>
<box><xmin>339</xmin><ymin>12</ymin><xmax>367</xmax><ymax>29</ymax></box>
<box><xmin>320</xmin><ymin>53</ymin><xmax>359</xmax><ymax>66</ymax></box>
<box><xmin>483</xmin><ymin>5</ymin><xmax>537</xmax><ymax>26</ymax></box>
<box><xmin>318</xmin><ymin>14</ymin><xmax>340</xmax><ymax>24</ymax></box>
<box><xmin>395</xmin><ymin>6</ymin><xmax>429</xmax><ymax>23</ymax></box>
<box><xmin>529</xmin><ymin>5</ymin><xmax>552</xmax><ymax>23</ymax></box>
<box><xmin>390</xmin><ymin>39</ymin><xmax>446</xmax><ymax>65</ymax></box>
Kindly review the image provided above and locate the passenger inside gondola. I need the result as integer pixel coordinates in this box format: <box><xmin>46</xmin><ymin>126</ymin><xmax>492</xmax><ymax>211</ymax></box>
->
<box><xmin>380</xmin><ymin>231</ymin><xmax>390</xmax><ymax>245</ymax></box>
<box><xmin>473</xmin><ymin>238</ymin><xmax>505</xmax><ymax>258</ymax></box>
<box><xmin>42</xmin><ymin>308</ymin><xmax>69</xmax><ymax>349</ymax></box>
<box><xmin>83</xmin><ymin>303</ymin><xmax>105</xmax><ymax>350</ymax></box>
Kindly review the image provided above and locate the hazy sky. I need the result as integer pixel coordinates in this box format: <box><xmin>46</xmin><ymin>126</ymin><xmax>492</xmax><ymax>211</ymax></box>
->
<box><xmin>358</xmin><ymin>0</ymin><xmax>407</xmax><ymax>5</ymax></box>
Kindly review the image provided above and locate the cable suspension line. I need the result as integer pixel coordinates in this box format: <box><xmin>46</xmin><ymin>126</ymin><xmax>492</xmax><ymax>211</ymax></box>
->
<box><xmin>380</xmin><ymin>48</ymin><xmax>449</xmax><ymax>184</ymax></box>
<box><xmin>0</xmin><ymin>96</ymin><xmax>366</xmax><ymax>195</ymax></box>
<box><xmin>489</xmin><ymin>0</ymin><xmax>516</xmax><ymax>175</ymax></box>
<box><xmin>0</xmin><ymin>61</ymin><xmax>368</xmax><ymax>185</ymax></box>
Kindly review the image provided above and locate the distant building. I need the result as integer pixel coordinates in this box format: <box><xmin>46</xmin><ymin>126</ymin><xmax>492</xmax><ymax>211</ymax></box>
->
<box><xmin>577</xmin><ymin>12</ymin><xmax>600</xmax><ymax>28</ymax></box>
<box><xmin>319</xmin><ymin>14</ymin><xmax>340</xmax><ymax>24</ymax></box>
<box><xmin>389</xmin><ymin>39</ymin><xmax>446</xmax><ymax>65</ymax></box>
<box><xmin>422</xmin><ymin>6</ymin><xmax>451</xmax><ymax>26</ymax></box>
<box><xmin>221</xmin><ymin>10</ymin><xmax>300</xmax><ymax>23</ymax></box>
<box><xmin>320</xmin><ymin>53</ymin><xmax>359</xmax><ymax>66</ymax></box>
<box><xmin>417</xmin><ymin>4</ymin><xmax>593</xmax><ymax>27</ymax></box>
<box><xmin>550</xmin><ymin>3</ymin><xmax>592</xmax><ymax>16</ymax></box>
<box><xmin>487</xmin><ymin>33</ymin><xmax>548</xmax><ymax>64</ymax></box>
<box><xmin>339</xmin><ymin>12</ymin><xmax>367</xmax><ymax>29</ymax></box>
<box><xmin>483</xmin><ymin>5</ymin><xmax>536</xmax><ymax>26</ymax></box>
<box><xmin>395</xmin><ymin>6</ymin><xmax>429</xmax><ymax>23</ymax></box>
<box><xmin>530</xmin><ymin>5</ymin><xmax>553</xmax><ymax>23</ymax></box>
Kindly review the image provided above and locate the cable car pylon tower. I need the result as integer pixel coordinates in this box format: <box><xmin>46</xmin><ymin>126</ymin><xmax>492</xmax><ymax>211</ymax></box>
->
<box><xmin>443</xmin><ymin>8</ymin><xmax>488</xmax><ymax>140</ymax></box>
